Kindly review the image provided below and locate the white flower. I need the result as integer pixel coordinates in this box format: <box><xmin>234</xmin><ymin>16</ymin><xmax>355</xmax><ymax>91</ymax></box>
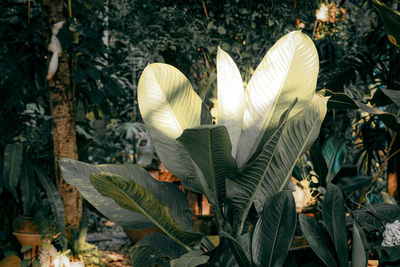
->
<box><xmin>382</xmin><ymin>220</ymin><xmax>400</xmax><ymax>247</ymax></box>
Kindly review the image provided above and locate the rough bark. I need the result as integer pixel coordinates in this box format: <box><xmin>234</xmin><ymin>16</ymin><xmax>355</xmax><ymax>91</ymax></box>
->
<box><xmin>42</xmin><ymin>0</ymin><xmax>82</xmax><ymax>231</ymax></box>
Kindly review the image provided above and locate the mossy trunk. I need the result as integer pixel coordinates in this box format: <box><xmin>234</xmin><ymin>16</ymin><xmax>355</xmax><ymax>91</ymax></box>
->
<box><xmin>42</xmin><ymin>0</ymin><xmax>82</xmax><ymax>231</ymax></box>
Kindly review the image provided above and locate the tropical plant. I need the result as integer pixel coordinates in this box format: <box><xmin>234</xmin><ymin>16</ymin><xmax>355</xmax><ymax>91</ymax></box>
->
<box><xmin>60</xmin><ymin>31</ymin><xmax>328</xmax><ymax>266</ymax></box>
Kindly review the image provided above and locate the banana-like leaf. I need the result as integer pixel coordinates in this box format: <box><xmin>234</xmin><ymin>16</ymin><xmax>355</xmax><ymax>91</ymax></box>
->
<box><xmin>3</xmin><ymin>143</ymin><xmax>23</xmax><ymax>200</ymax></box>
<box><xmin>323</xmin><ymin>183</ymin><xmax>348</xmax><ymax>267</ymax></box>
<box><xmin>60</xmin><ymin>159</ymin><xmax>193</xmax><ymax>231</ymax></box>
<box><xmin>138</xmin><ymin>63</ymin><xmax>206</xmax><ymax>193</ymax></box>
<box><xmin>227</xmin><ymin>103</ymin><xmax>294</xmax><ymax>236</ymax></box>
<box><xmin>254</xmin><ymin>96</ymin><xmax>328</xmax><ymax>212</ymax></box>
<box><xmin>20</xmin><ymin>159</ymin><xmax>36</xmax><ymax>216</ymax></box>
<box><xmin>177</xmin><ymin>125</ymin><xmax>237</xmax><ymax>208</ymax></box>
<box><xmin>90</xmin><ymin>172</ymin><xmax>203</xmax><ymax>251</ymax></box>
<box><xmin>170</xmin><ymin>250</ymin><xmax>209</xmax><ymax>267</ymax></box>
<box><xmin>252</xmin><ymin>191</ymin><xmax>296</xmax><ymax>267</ymax></box>
<box><xmin>217</xmin><ymin>47</ymin><xmax>244</xmax><ymax>157</ymax></box>
<box><xmin>352</xmin><ymin>222</ymin><xmax>367</xmax><ymax>267</ymax></box>
<box><xmin>35</xmin><ymin>166</ymin><xmax>67</xmax><ymax>248</ymax></box>
<box><xmin>322</xmin><ymin>137</ymin><xmax>347</xmax><ymax>184</ymax></box>
<box><xmin>299</xmin><ymin>214</ymin><xmax>338</xmax><ymax>267</ymax></box>
<box><xmin>236</xmin><ymin>31</ymin><xmax>319</xmax><ymax>167</ymax></box>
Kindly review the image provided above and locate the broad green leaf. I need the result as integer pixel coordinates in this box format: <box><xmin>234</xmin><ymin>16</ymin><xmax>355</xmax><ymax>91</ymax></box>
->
<box><xmin>137</xmin><ymin>63</ymin><xmax>206</xmax><ymax>193</ymax></box>
<box><xmin>220</xmin><ymin>231</ymin><xmax>252</xmax><ymax>267</ymax></box>
<box><xmin>252</xmin><ymin>191</ymin><xmax>296</xmax><ymax>267</ymax></box>
<box><xmin>320</xmin><ymin>89</ymin><xmax>400</xmax><ymax>132</ymax></box>
<box><xmin>35</xmin><ymin>166</ymin><xmax>67</xmax><ymax>249</ymax></box>
<box><xmin>236</xmin><ymin>31</ymin><xmax>319</xmax><ymax>167</ymax></box>
<box><xmin>309</xmin><ymin>142</ymin><xmax>328</xmax><ymax>187</ymax></box>
<box><xmin>352</xmin><ymin>203</ymin><xmax>400</xmax><ymax>232</ymax></box>
<box><xmin>217</xmin><ymin>47</ymin><xmax>244</xmax><ymax>157</ymax></box>
<box><xmin>177</xmin><ymin>125</ymin><xmax>237</xmax><ymax>207</ymax></box>
<box><xmin>227</xmin><ymin>103</ymin><xmax>294</xmax><ymax>236</ymax></box>
<box><xmin>60</xmin><ymin>159</ymin><xmax>193</xmax><ymax>231</ymax></box>
<box><xmin>170</xmin><ymin>250</ymin><xmax>209</xmax><ymax>267</ymax></box>
<box><xmin>90</xmin><ymin>172</ymin><xmax>203</xmax><ymax>251</ymax></box>
<box><xmin>3</xmin><ymin>143</ymin><xmax>23</xmax><ymax>200</ymax></box>
<box><xmin>322</xmin><ymin>137</ymin><xmax>347</xmax><ymax>183</ymax></box>
<box><xmin>130</xmin><ymin>245</ymin><xmax>169</xmax><ymax>267</ymax></box>
<box><xmin>299</xmin><ymin>214</ymin><xmax>338</xmax><ymax>267</ymax></box>
<box><xmin>254</xmin><ymin>96</ymin><xmax>328</xmax><ymax>212</ymax></box>
<box><xmin>352</xmin><ymin>222</ymin><xmax>366</xmax><ymax>267</ymax></box>
<box><xmin>323</xmin><ymin>183</ymin><xmax>348</xmax><ymax>267</ymax></box>
<box><xmin>137</xmin><ymin>233</ymin><xmax>187</xmax><ymax>259</ymax></box>
<box><xmin>20</xmin><ymin>160</ymin><xmax>36</xmax><ymax>216</ymax></box>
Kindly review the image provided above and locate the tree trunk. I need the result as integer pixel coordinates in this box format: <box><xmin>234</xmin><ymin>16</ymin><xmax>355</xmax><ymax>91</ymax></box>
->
<box><xmin>42</xmin><ymin>0</ymin><xmax>82</xmax><ymax>231</ymax></box>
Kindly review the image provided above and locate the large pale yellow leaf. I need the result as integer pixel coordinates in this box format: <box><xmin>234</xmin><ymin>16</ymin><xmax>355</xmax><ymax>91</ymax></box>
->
<box><xmin>138</xmin><ymin>63</ymin><xmax>202</xmax><ymax>139</ymax></box>
<box><xmin>236</xmin><ymin>31</ymin><xmax>319</xmax><ymax>167</ymax></box>
<box><xmin>217</xmin><ymin>47</ymin><xmax>244</xmax><ymax>158</ymax></box>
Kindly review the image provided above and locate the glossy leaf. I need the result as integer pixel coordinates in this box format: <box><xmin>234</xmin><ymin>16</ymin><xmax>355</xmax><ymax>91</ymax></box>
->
<box><xmin>323</xmin><ymin>183</ymin><xmax>348</xmax><ymax>267</ymax></box>
<box><xmin>370</xmin><ymin>0</ymin><xmax>400</xmax><ymax>48</ymax></box>
<box><xmin>60</xmin><ymin>159</ymin><xmax>193</xmax><ymax>231</ymax></box>
<box><xmin>217</xmin><ymin>47</ymin><xmax>245</xmax><ymax>157</ymax></box>
<box><xmin>137</xmin><ymin>63</ymin><xmax>206</xmax><ymax>193</ymax></box>
<box><xmin>254</xmin><ymin>96</ymin><xmax>328</xmax><ymax>212</ymax></box>
<box><xmin>352</xmin><ymin>222</ymin><xmax>367</xmax><ymax>267</ymax></box>
<box><xmin>322</xmin><ymin>137</ymin><xmax>347</xmax><ymax>183</ymax></box>
<box><xmin>3</xmin><ymin>143</ymin><xmax>23</xmax><ymax>200</ymax></box>
<box><xmin>299</xmin><ymin>214</ymin><xmax>338</xmax><ymax>267</ymax></box>
<box><xmin>236</xmin><ymin>31</ymin><xmax>319</xmax><ymax>167</ymax></box>
<box><xmin>170</xmin><ymin>250</ymin><xmax>209</xmax><ymax>267</ymax></box>
<box><xmin>227</xmin><ymin>103</ymin><xmax>293</xmax><ymax>236</ymax></box>
<box><xmin>90</xmin><ymin>172</ymin><xmax>203</xmax><ymax>251</ymax></box>
<box><xmin>252</xmin><ymin>191</ymin><xmax>296</xmax><ymax>267</ymax></box>
<box><xmin>177</xmin><ymin>125</ymin><xmax>237</xmax><ymax>206</ymax></box>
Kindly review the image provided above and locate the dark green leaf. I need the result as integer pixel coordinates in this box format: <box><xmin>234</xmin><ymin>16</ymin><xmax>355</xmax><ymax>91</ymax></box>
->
<box><xmin>252</xmin><ymin>191</ymin><xmax>297</xmax><ymax>267</ymax></box>
<box><xmin>170</xmin><ymin>250</ymin><xmax>209</xmax><ymax>267</ymax></box>
<box><xmin>130</xmin><ymin>245</ymin><xmax>169</xmax><ymax>267</ymax></box>
<box><xmin>221</xmin><ymin>232</ymin><xmax>252</xmax><ymax>267</ymax></box>
<box><xmin>137</xmin><ymin>233</ymin><xmax>187</xmax><ymax>259</ymax></box>
<box><xmin>35</xmin><ymin>166</ymin><xmax>67</xmax><ymax>249</ymax></box>
<box><xmin>320</xmin><ymin>89</ymin><xmax>400</xmax><ymax>132</ymax></box>
<box><xmin>86</xmin><ymin>68</ymin><xmax>101</xmax><ymax>81</ymax></box>
<box><xmin>60</xmin><ymin>159</ymin><xmax>193</xmax><ymax>231</ymax></box>
<box><xmin>322</xmin><ymin>137</ymin><xmax>347</xmax><ymax>183</ymax></box>
<box><xmin>254</xmin><ymin>96</ymin><xmax>328</xmax><ymax>212</ymax></box>
<box><xmin>3</xmin><ymin>143</ymin><xmax>23</xmax><ymax>201</ymax></box>
<box><xmin>20</xmin><ymin>160</ymin><xmax>36</xmax><ymax>216</ymax></box>
<box><xmin>177</xmin><ymin>125</ymin><xmax>236</xmax><ymax>210</ymax></box>
<box><xmin>352</xmin><ymin>222</ymin><xmax>366</xmax><ymax>267</ymax></box>
<box><xmin>323</xmin><ymin>183</ymin><xmax>348</xmax><ymax>267</ymax></box>
<box><xmin>335</xmin><ymin>176</ymin><xmax>372</xmax><ymax>193</ymax></box>
<box><xmin>381</xmin><ymin>89</ymin><xmax>400</xmax><ymax>107</ymax></box>
<box><xmin>220</xmin><ymin>231</ymin><xmax>252</xmax><ymax>267</ymax></box>
<box><xmin>299</xmin><ymin>214</ymin><xmax>338</xmax><ymax>267</ymax></box>
<box><xmin>309</xmin><ymin>142</ymin><xmax>328</xmax><ymax>187</ymax></box>
<box><xmin>218</xmin><ymin>26</ymin><xmax>226</xmax><ymax>35</ymax></box>
<box><xmin>227</xmin><ymin>102</ymin><xmax>293</xmax><ymax>236</ymax></box>
<box><xmin>90</xmin><ymin>172</ymin><xmax>203</xmax><ymax>250</ymax></box>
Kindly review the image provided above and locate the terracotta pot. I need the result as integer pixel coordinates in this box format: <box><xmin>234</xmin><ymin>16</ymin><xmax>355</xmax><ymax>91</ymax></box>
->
<box><xmin>13</xmin><ymin>232</ymin><xmax>42</xmax><ymax>260</ymax></box>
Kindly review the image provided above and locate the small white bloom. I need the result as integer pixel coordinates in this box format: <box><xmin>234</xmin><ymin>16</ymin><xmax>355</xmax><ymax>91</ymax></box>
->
<box><xmin>382</xmin><ymin>220</ymin><xmax>400</xmax><ymax>247</ymax></box>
